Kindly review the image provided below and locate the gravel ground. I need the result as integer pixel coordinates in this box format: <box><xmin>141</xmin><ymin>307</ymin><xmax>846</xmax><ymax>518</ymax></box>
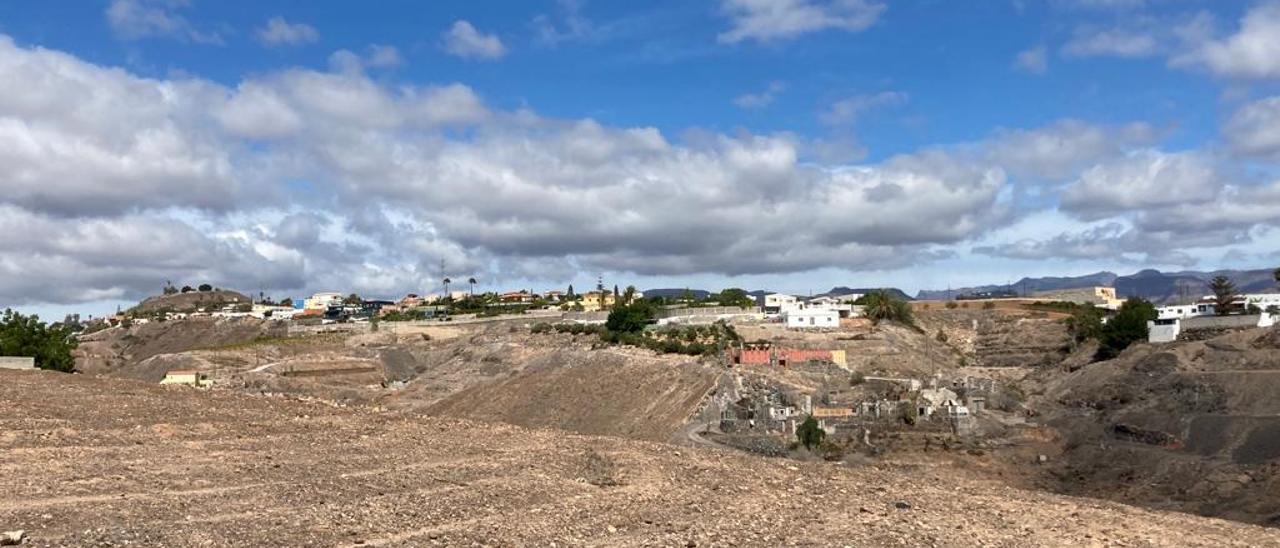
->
<box><xmin>2</xmin><ymin>370</ymin><xmax>1278</xmax><ymax>547</ymax></box>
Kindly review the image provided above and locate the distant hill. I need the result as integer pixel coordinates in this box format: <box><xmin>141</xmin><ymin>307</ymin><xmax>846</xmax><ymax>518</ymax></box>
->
<box><xmin>641</xmin><ymin>288</ymin><xmax>712</xmax><ymax>300</ymax></box>
<box><xmin>916</xmin><ymin>268</ymin><xmax>1279</xmax><ymax>304</ymax></box>
<box><xmin>131</xmin><ymin>289</ymin><xmax>251</xmax><ymax>314</ymax></box>
<box><xmin>820</xmin><ymin>287</ymin><xmax>914</xmax><ymax>301</ymax></box>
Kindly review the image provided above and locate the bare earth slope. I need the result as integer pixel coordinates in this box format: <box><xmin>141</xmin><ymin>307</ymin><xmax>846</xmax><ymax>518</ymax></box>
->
<box><xmin>3</xmin><ymin>370</ymin><xmax>1278</xmax><ymax>547</ymax></box>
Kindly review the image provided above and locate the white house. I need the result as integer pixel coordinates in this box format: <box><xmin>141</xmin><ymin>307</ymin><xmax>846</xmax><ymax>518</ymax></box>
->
<box><xmin>304</xmin><ymin>292</ymin><xmax>344</xmax><ymax>311</ymax></box>
<box><xmin>763</xmin><ymin>293</ymin><xmax>800</xmax><ymax>314</ymax></box>
<box><xmin>785</xmin><ymin>309</ymin><xmax>839</xmax><ymax>329</ymax></box>
<box><xmin>1156</xmin><ymin>303</ymin><xmax>1215</xmax><ymax>320</ymax></box>
<box><xmin>1243</xmin><ymin>293</ymin><xmax>1280</xmax><ymax>310</ymax></box>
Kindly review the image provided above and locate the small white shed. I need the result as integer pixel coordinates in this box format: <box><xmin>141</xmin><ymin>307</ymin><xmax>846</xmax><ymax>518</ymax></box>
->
<box><xmin>785</xmin><ymin>309</ymin><xmax>839</xmax><ymax>329</ymax></box>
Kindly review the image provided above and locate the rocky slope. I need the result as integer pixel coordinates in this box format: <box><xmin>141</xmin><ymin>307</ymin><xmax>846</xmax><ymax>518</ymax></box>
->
<box><xmin>3</xmin><ymin>370</ymin><xmax>1277</xmax><ymax>547</ymax></box>
<box><xmin>1032</xmin><ymin>326</ymin><xmax>1280</xmax><ymax>525</ymax></box>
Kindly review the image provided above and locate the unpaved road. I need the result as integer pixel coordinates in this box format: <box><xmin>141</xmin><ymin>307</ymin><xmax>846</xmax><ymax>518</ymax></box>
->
<box><xmin>2</xmin><ymin>370</ymin><xmax>1279</xmax><ymax>547</ymax></box>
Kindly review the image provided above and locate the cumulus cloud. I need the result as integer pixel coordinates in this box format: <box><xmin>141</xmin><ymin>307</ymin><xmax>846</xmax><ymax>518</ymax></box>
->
<box><xmin>1013</xmin><ymin>45</ymin><xmax>1048</xmax><ymax>74</ymax></box>
<box><xmin>442</xmin><ymin>20</ymin><xmax>506</xmax><ymax>60</ymax></box>
<box><xmin>1175</xmin><ymin>2</ymin><xmax>1280</xmax><ymax>79</ymax></box>
<box><xmin>0</xmin><ymin>34</ymin><xmax>1029</xmax><ymax>306</ymax></box>
<box><xmin>105</xmin><ymin>0</ymin><xmax>222</xmax><ymax>44</ymax></box>
<box><xmin>1060</xmin><ymin>150</ymin><xmax>1222</xmax><ymax>218</ymax></box>
<box><xmin>257</xmin><ymin>16</ymin><xmax>320</xmax><ymax>46</ymax></box>
<box><xmin>1225</xmin><ymin>96</ymin><xmax>1280</xmax><ymax>159</ymax></box>
<box><xmin>717</xmin><ymin>0</ymin><xmax>886</xmax><ymax>44</ymax></box>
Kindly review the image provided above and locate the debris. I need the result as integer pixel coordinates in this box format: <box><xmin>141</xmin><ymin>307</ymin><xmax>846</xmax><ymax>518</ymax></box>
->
<box><xmin>0</xmin><ymin>530</ymin><xmax>26</xmax><ymax>546</ymax></box>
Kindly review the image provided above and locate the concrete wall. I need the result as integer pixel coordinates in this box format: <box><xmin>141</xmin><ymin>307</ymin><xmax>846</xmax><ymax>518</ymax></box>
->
<box><xmin>1148</xmin><ymin>321</ymin><xmax>1181</xmax><ymax>343</ymax></box>
<box><xmin>1182</xmin><ymin>314</ymin><xmax>1270</xmax><ymax>330</ymax></box>
<box><xmin>0</xmin><ymin>357</ymin><xmax>35</xmax><ymax>370</ymax></box>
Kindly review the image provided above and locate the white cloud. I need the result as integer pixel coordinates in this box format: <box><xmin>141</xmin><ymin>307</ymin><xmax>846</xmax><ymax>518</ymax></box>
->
<box><xmin>1062</xmin><ymin>27</ymin><xmax>1159</xmax><ymax>58</ymax></box>
<box><xmin>1061</xmin><ymin>150</ymin><xmax>1222</xmax><ymax>218</ymax></box>
<box><xmin>1225</xmin><ymin>96</ymin><xmax>1280</xmax><ymax>160</ymax></box>
<box><xmin>1176</xmin><ymin>2</ymin><xmax>1280</xmax><ymax>79</ymax></box>
<box><xmin>365</xmin><ymin>45</ymin><xmax>403</xmax><ymax>68</ymax></box>
<box><xmin>442</xmin><ymin>20</ymin><xmax>506</xmax><ymax>60</ymax></box>
<box><xmin>821</xmin><ymin>91</ymin><xmax>906</xmax><ymax>125</ymax></box>
<box><xmin>257</xmin><ymin>16</ymin><xmax>320</xmax><ymax>47</ymax></box>
<box><xmin>1014</xmin><ymin>45</ymin><xmax>1048</xmax><ymax>74</ymax></box>
<box><xmin>717</xmin><ymin>0</ymin><xmax>886</xmax><ymax>44</ymax></box>
<box><xmin>105</xmin><ymin>0</ymin><xmax>222</xmax><ymax>44</ymax></box>
<box><xmin>734</xmin><ymin>81</ymin><xmax>787</xmax><ymax>109</ymax></box>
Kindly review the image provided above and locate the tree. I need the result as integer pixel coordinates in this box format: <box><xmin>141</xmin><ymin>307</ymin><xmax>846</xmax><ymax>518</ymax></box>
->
<box><xmin>717</xmin><ymin>288</ymin><xmax>754</xmax><ymax>308</ymax></box>
<box><xmin>197</xmin><ymin>283</ymin><xmax>213</xmax><ymax>292</ymax></box>
<box><xmin>280</xmin><ymin>297</ymin><xmax>294</xmax><ymax>308</ymax></box>
<box><xmin>613</xmin><ymin>284</ymin><xmax>620</xmax><ymax>299</ymax></box>
<box><xmin>860</xmin><ymin>290</ymin><xmax>914</xmax><ymax>325</ymax></box>
<box><xmin>1065</xmin><ymin>304</ymin><xmax>1104</xmax><ymax>344</ymax></box>
<box><xmin>1096</xmin><ymin>298</ymin><xmax>1157</xmax><ymax>360</ymax></box>
<box><xmin>181</xmin><ymin>285</ymin><xmax>194</xmax><ymax>293</ymax></box>
<box><xmin>1274</xmin><ymin>267</ymin><xmax>1280</xmax><ymax>287</ymax></box>
<box><xmin>622</xmin><ymin>285</ymin><xmax>638</xmax><ymax>305</ymax></box>
<box><xmin>605</xmin><ymin>300</ymin><xmax>656</xmax><ymax>334</ymax></box>
<box><xmin>566</xmin><ymin>284</ymin><xmax>575</xmax><ymax>298</ymax></box>
<box><xmin>796</xmin><ymin>415</ymin><xmax>825</xmax><ymax>451</ymax></box>
<box><xmin>1209</xmin><ymin>275</ymin><xmax>1237</xmax><ymax>315</ymax></box>
<box><xmin>468</xmin><ymin>277</ymin><xmax>477</xmax><ymax>297</ymax></box>
<box><xmin>344</xmin><ymin>293</ymin><xmax>362</xmax><ymax>305</ymax></box>
<box><xmin>442</xmin><ymin>277</ymin><xmax>452</xmax><ymax>298</ymax></box>
<box><xmin>0</xmin><ymin>309</ymin><xmax>77</xmax><ymax>373</ymax></box>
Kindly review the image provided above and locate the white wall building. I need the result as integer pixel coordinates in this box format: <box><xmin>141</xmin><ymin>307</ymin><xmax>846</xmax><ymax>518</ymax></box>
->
<box><xmin>763</xmin><ymin>293</ymin><xmax>799</xmax><ymax>313</ymax></box>
<box><xmin>1156</xmin><ymin>303</ymin><xmax>1215</xmax><ymax>320</ymax></box>
<box><xmin>1244</xmin><ymin>293</ymin><xmax>1280</xmax><ymax>310</ymax></box>
<box><xmin>785</xmin><ymin>309</ymin><xmax>839</xmax><ymax>329</ymax></box>
<box><xmin>304</xmin><ymin>292</ymin><xmax>344</xmax><ymax>311</ymax></box>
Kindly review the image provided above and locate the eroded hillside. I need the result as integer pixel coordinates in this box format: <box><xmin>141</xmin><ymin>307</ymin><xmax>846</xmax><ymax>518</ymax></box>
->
<box><xmin>3</xmin><ymin>370</ymin><xmax>1277</xmax><ymax>547</ymax></box>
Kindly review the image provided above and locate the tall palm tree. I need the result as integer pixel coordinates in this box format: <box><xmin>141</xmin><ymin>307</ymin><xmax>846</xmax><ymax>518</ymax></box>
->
<box><xmin>442</xmin><ymin>277</ymin><xmax>452</xmax><ymax>300</ymax></box>
<box><xmin>468</xmin><ymin>277</ymin><xmax>477</xmax><ymax>297</ymax></box>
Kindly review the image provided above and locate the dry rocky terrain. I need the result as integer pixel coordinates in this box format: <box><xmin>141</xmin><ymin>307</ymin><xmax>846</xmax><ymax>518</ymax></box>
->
<box><xmin>4</xmin><ymin>370</ymin><xmax>1280</xmax><ymax>547</ymax></box>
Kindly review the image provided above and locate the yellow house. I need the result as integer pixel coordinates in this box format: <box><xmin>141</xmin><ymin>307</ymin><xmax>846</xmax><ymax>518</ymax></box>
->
<box><xmin>161</xmin><ymin>369</ymin><xmax>213</xmax><ymax>388</ymax></box>
<box><xmin>576</xmin><ymin>291</ymin><xmax>617</xmax><ymax>312</ymax></box>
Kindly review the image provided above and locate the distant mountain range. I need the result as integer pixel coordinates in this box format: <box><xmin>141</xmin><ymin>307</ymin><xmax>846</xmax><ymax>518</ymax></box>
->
<box><xmin>916</xmin><ymin>268</ymin><xmax>1280</xmax><ymax>304</ymax></box>
<box><xmin>641</xmin><ymin>288</ymin><xmax>712</xmax><ymax>300</ymax></box>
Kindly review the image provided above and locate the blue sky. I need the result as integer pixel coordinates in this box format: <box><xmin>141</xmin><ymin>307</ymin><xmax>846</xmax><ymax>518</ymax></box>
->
<box><xmin>2</xmin><ymin>0</ymin><xmax>1280</xmax><ymax>320</ymax></box>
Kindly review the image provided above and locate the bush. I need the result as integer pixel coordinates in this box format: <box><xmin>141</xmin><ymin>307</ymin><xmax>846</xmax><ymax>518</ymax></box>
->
<box><xmin>982</xmin><ymin>301</ymin><xmax>996</xmax><ymax>310</ymax></box>
<box><xmin>530</xmin><ymin>322</ymin><xmax>552</xmax><ymax>334</ymax></box>
<box><xmin>944</xmin><ymin>301</ymin><xmax>958</xmax><ymax>309</ymax></box>
<box><xmin>1096</xmin><ymin>298</ymin><xmax>1156</xmax><ymax>360</ymax></box>
<box><xmin>796</xmin><ymin>415</ymin><xmax>825</xmax><ymax>450</ymax></box>
<box><xmin>605</xmin><ymin>300</ymin><xmax>655</xmax><ymax>334</ymax></box>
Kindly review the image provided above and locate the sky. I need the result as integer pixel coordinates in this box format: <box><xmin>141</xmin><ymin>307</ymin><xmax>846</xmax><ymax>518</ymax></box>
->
<box><xmin>3</xmin><ymin>0</ymin><xmax>1280</xmax><ymax>320</ymax></box>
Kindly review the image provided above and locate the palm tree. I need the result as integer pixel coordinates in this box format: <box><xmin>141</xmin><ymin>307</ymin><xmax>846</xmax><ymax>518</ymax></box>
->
<box><xmin>1274</xmin><ymin>267</ymin><xmax>1280</xmax><ymax>287</ymax></box>
<box><xmin>442</xmin><ymin>277</ymin><xmax>452</xmax><ymax>300</ymax></box>
<box><xmin>468</xmin><ymin>277</ymin><xmax>477</xmax><ymax>297</ymax></box>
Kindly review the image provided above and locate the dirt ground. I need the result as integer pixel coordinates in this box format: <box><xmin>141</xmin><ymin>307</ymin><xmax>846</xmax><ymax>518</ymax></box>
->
<box><xmin>3</xmin><ymin>370</ymin><xmax>1279</xmax><ymax>547</ymax></box>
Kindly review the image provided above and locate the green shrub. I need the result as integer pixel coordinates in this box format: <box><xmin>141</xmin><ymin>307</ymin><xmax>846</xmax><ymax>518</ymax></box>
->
<box><xmin>796</xmin><ymin>415</ymin><xmax>825</xmax><ymax>450</ymax></box>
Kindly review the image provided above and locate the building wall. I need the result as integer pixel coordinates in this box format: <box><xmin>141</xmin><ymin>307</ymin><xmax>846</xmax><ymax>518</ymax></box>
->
<box><xmin>1148</xmin><ymin>321</ymin><xmax>1181</xmax><ymax>343</ymax></box>
<box><xmin>785</xmin><ymin>311</ymin><xmax>839</xmax><ymax>328</ymax></box>
<box><xmin>0</xmin><ymin>357</ymin><xmax>35</xmax><ymax>370</ymax></box>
